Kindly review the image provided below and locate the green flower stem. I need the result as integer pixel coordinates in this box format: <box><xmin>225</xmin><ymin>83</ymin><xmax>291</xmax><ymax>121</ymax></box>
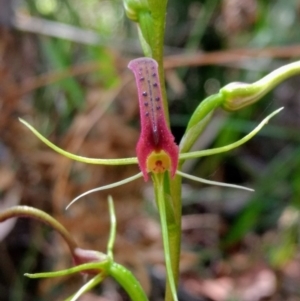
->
<box><xmin>147</xmin><ymin>0</ymin><xmax>167</xmax><ymax>64</ymax></box>
<box><xmin>109</xmin><ymin>262</ymin><xmax>149</xmax><ymax>301</ymax></box>
<box><xmin>166</xmin><ymin>174</ymin><xmax>182</xmax><ymax>301</ymax></box>
<box><xmin>153</xmin><ymin>173</ymin><xmax>178</xmax><ymax>301</ymax></box>
<box><xmin>221</xmin><ymin>60</ymin><xmax>300</xmax><ymax>111</ymax></box>
<box><xmin>0</xmin><ymin>206</ymin><xmax>78</xmax><ymax>256</ymax></box>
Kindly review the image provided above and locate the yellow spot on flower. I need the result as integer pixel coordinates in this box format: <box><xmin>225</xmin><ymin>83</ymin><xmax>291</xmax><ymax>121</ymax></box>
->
<box><xmin>146</xmin><ymin>150</ymin><xmax>171</xmax><ymax>174</ymax></box>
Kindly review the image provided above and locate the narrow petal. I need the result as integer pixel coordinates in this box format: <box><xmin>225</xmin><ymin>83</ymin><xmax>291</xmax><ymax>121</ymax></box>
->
<box><xmin>176</xmin><ymin>170</ymin><xmax>254</xmax><ymax>192</ymax></box>
<box><xmin>68</xmin><ymin>274</ymin><xmax>104</xmax><ymax>301</ymax></box>
<box><xmin>66</xmin><ymin>172</ymin><xmax>143</xmax><ymax>209</ymax></box>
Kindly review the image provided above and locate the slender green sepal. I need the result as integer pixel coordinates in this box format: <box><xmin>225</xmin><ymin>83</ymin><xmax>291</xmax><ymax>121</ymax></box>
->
<box><xmin>19</xmin><ymin>118</ymin><xmax>138</xmax><ymax>165</ymax></box>
<box><xmin>109</xmin><ymin>262</ymin><xmax>149</xmax><ymax>301</ymax></box>
<box><xmin>153</xmin><ymin>174</ymin><xmax>178</xmax><ymax>301</ymax></box>
<box><xmin>24</xmin><ymin>261</ymin><xmax>110</xmax><ymax>279</ymax></box>
<box><xmin>66</xmin><ymin>172</ymin><xmax>143</xmax><ymax>209</ymax></box>
<box><xmin>180</xmin><ymin>107</ymin><xmax>284</xmax><ymax>160</ymax></box>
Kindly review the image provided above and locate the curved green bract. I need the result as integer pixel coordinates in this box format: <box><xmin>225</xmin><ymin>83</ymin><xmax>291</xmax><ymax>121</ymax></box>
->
<box><xmin>180</xmin><ymin>107</ymin><xmax>283</xmax><ymax>160</ymax></box>
<box><xmin>185</xmin><ymin>93</ymin><xmax>224</xmax><ymax>132</ymax></box>
<box><xmin>180</xmin><ymin>93</ymin><xmax>224</xmax><ymax>154</ymax></box>
<box><xmin>19</xmin><ymin>118</ymin><xmax>138</xmax><ymax>165</ymax></box>
<box><xmin>109</xmin><ymin>262</ymin><xmax>149</xmax><ymax>301</ymax></box>
<box><xmin>137</xmin><ymin>11</ymin><xmax>154</xmax><ymax>57</ymax></box>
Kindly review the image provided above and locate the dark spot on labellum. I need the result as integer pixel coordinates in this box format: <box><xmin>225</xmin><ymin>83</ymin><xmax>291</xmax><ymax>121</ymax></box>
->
<box><xmin>155</xmin><ymin>97</ymin><xmax>160</xmax><ymax>101</ymax></box>
<box><xmin>142</xmin><ymin>91</ymin><xmax>148</xmax><ymax>96</ymax></box>
<box><xmin>153</xmin><ymin>82</ymin><xmax>158</xmax><ymax>87</ymax></box>
<box><xmin>152</xmin><ymin>73</ymin><xmax>156</xmax><ymax>77</ymax></box>
<box><xmin>145</xmin><ymin>112</ymin><xmax>149</xmax><ymax>116</ymax></box>
<box><xmin>144</xmin><ymin>102</ymin><xmax>148</xmax><ymax>106</ymax></box>
<box><xmin>157</xmin><ymin>106</ymin><xmax>161</xmax><ymax>110</ymax></box>
<box><xmin>140</xmin><ymin>77</ymin><xmax>145</xmax><ymax>81</ymax></box>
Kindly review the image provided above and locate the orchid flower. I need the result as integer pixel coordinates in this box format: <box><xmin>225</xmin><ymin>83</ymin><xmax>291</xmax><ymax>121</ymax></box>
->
<box><xmin>19</xmin><ymin>56</ymin><xmax>286</xmax><ymax>301</ymax></box>
<box><xmin>19</xmin><ymin>57</ymin><xmax>284</xmax><ymax>204</ymax></box>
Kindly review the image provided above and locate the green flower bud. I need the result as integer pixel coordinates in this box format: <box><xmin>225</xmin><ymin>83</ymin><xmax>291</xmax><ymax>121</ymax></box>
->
<box><xmin>220</xmin><ymin>82</ymin><xmax>263</xmax><ymax>111</ymax></box>
<box><xmin>123</xmin><ymin>0</ymin><xmax>149</xmax><ymax>22</ymax></box>
<box><xmin>221</xmin><ymin>61</ymin><xmax>300</xmax><ymax>111</ymax></box>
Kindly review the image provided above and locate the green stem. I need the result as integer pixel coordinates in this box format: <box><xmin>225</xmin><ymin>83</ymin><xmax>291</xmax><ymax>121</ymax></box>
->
<box><xmin>165</xmin><ymin>174</ymin><xmax>182</xmax><ymax>301</ymax></box>
<box><xmin>153</xmin><ymin>174</ymin><xmax>178</xmax><ymax>301</ymax></box>
<box><xmin>109</xmin><ymin>262</ymin><xmax>149</xmax><ymax>301</ymax></box>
